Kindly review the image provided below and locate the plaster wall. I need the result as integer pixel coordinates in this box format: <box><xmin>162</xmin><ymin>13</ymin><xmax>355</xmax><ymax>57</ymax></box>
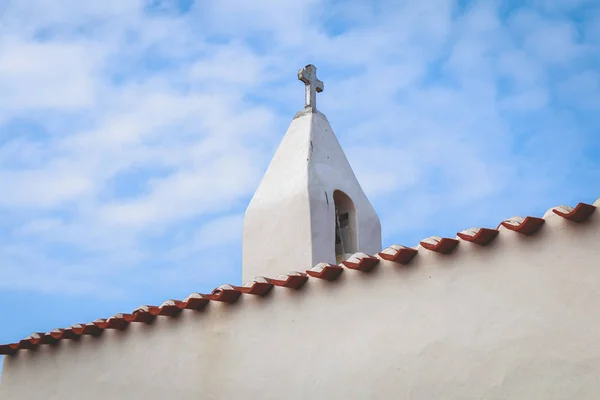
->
<box><xmin>242</xmin><ymin>110</ymin><xmax>381</xmax><ymax>282</ymax></box>
<box><xmin>2</xmin><ymin>210</ymin><xmax>600</xmax><ymax>399</ymax></box>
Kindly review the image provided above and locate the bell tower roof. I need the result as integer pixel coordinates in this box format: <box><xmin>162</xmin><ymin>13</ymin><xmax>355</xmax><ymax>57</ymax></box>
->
<box><xmin>242</xmin><ymin>64</ymin><xmax>381</xmax><ymax>281</ymax></box>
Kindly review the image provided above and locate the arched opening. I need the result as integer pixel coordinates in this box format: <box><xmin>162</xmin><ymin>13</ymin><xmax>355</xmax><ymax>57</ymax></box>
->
<box><xmin>333</xmin><ymin>190</ymin><xmax>357</xmax><ymax>263</ymax></box>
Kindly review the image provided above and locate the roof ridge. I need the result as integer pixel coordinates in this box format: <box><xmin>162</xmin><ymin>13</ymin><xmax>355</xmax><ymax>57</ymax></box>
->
<box><xmin>1</xmin><ymin>197</ymin><xmax>598</xmax><ymax>355</ymax></box>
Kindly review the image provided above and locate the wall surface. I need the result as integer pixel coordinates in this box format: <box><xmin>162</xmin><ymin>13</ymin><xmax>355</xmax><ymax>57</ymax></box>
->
<box><xmin>2</xmin><ymin>208</ymin><xmax>600</xmax><ymax>399</ymax></box>
<box><xmin>242</xmin><ymin>109</ymin><xmax>381</xmax><ymax>281</ymax></box>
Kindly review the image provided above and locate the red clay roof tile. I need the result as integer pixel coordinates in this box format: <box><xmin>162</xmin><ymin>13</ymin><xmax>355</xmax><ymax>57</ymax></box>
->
<box><xmin>264</xmin><ymin>272</ymin><xmax>308</xmax><ymax>289</ymax></box>
<box><xmin>500</xmin><ymin>216</ymin><xmax>545</xmax><ymax>235</ymax></box>
<box><xmin>342</xmin><ymin>252</ymin><xmax>379</xmax><ymax>272</ymax></box>
<box><xmin>378</xmin><ymin>245</ymin><xmax>418</xmax><ymax>264</ymax></box>
<box><xmin>181</xmin><ymin>293</ymin><xmax>211</xmax><ymax>311</ymax></box>
<box><xmin>0</xmin><ymin>344</ymin><xmax>17</xmax><ymax>355</ymax></box>
<box><xmin>128</xmin><ymin>307</ymin><xmax>158</xmax><ymax>323</ymax></box>
<box><xmin>457</xmin><ymin>228</ymin><xmax>499</xmax><ymax>246</ymax></box>
<box><xmin>49</xmin><ymin>328</ymin><xmax>78</xmax><ymax>341</ymax></box>
<box><xmin>306</xmin><ymin>263</ymin><xmax>344</xmax><ymax>281</ymax></box>
<box><xmin>239</xmin><ymin>278</ymin><xmax>274</xmax><ymax>296</ymax></box>
<box><xmin>553</xmin><ymin>203</ymin><xmax>596</xmax><ymax>223</ymax></box>
<box><xmin>38</xmin><ymin>333</ymin><xmax>59</xmax><ymax>345</ymax></box>
<box><xmin>71</xmin><ymin>323</ymin><xmax>103</xmax><ymax>336</ymax></box>
<box><xmin>18</xmin><ymin>336</ymin><xmax>41</xmax><ymax>349</ymax></box>
<box><xmin>420</xmin><ymin>236</ymin><xmax>459</xmax><ymax>254</ymax></box>
<box><xmin>153</xmin><ymin>300</ymin><xmax>186</xmax><ymax>317</ymax></box>
<box><xmin>208</xmin><ymin>285</ymin><xmax>243</xmax><ymax>303</ymax></box>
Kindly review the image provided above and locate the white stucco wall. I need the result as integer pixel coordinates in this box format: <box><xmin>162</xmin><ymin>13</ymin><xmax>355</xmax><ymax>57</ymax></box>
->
<box><xmin>2</xmin><ymin>204</ymin><xmax>599</xmax><ymax>399</ymax></box>
<box><xmin>242</xmin><ymin>109</ymin><xmax>381</xmax><ymax>281</ymax></box>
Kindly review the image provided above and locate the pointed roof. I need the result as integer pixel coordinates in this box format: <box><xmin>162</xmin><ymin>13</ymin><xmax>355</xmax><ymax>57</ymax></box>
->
<box><xmin>242</xmin><ymin>64</ymin><xmax>381</xmax><ymax>280</ymax></box>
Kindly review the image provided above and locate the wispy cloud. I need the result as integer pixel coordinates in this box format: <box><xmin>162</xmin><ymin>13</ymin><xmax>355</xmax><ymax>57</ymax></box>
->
<box><xmin>0</xmin><ymin>0</ymin><xmax>599</xmax><ymax>343</ymax></box>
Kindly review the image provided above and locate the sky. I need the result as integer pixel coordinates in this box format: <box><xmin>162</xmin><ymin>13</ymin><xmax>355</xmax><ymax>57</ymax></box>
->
<box><xmin>0</xmin><ymin>0</ymin><xmax>599</xmax><ymax>350</ymax></box>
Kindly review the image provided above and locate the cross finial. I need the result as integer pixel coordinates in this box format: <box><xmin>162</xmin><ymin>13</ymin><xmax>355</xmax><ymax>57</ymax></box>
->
<box><xmin>298</xmin><ymin>64</ymin><xmax>324</xmax><ymax>111</ymax></box>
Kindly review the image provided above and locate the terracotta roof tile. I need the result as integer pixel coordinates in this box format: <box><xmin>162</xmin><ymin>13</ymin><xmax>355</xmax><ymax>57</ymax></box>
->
<box><xmin>264</xmin><ymin>272</ymin><xmax>308</xmax><ymax>289</ymax></box>
<box><xmin>419</xmin><ymin>236</ymin><xmax>459</xmax><ymax>254</ymax></box>
<box><xmin>102</xmin><ymin>316</ymin><xmax>131</xmax><ymax>330</ymax></box>
<box><xmin>152</xmin><ymin>300</ymin><xmax>186</xmax><ymax>317</ymax></box>
<box><xmin>341</xmin><ymin>252</ymin><xmax>379</xmax><ymax>272</ymax></box>
<box><xmin>306</xmin><ymin>263</ymin><xmax>344</xmax><ymax>281</ymax></box>
<box><xmin>500</xmin><ymin>216</ymin><xmax>545</xmax><ymax>235</ymax></box>
<box><xmin>208</xmin><ymin>284</ymin><xmax>243</xmax><ymax>303</ymax></box>
<box><xmin>71</xmin><ymin>323</ymin><xmax>102</xmax><ymax>336</ymax></box>
<box><xmin>239</xmin><ymin>278</ymin><xmax>274</xmax><ymax>296</ymax></box>
<box><xmin>38</xmin><ymin>333</ymin><xmax>59</xmax><ymax>345</ymax></box>
<box><xmin>457</xmin><ymin>228</ymin><xmax>499</xmax><ymax>246</ymax></box>
<box><xmin>552</xmin><ymin>203</ymin><xmax>596</xmax><ymax>223</ymax></box>
<box><xmin>0</xmin><ymin>344</ymin><xmax>17</xmax><ymax>355</ymax></box>
<box><xmin>1</xmin><ymin>195</ymin><xmax>598</xmax><ymax>356</ymax></box>
<box><xmin>49</xmin><ymin>328</ymin><xmax>78</xmax><ymax>341</ymax></box>
<box><xmin>15</xmin><ymin>341</ymin><xmax>36</xmax><ymax>351</ymax></box>
<box><xmin>181</xmin><ymin>293</ymin><xmax>211</xmax><ymax>311</ymax></box>
<box><xmin>19</xmin><ymin>334</ymin><xmax>44</xmax><ymax>349</ymax></box>
<box><xmin>378</xmin><ymin>244</ymin><xmax>418</xmax><ymax>264</ymax></box>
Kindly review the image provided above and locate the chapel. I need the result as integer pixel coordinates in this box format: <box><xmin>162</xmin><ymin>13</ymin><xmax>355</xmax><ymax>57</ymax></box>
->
<box><xmin>1</xmin><ymin>64</ymin><xmax>600</xmax><ymax>400</ymax></box>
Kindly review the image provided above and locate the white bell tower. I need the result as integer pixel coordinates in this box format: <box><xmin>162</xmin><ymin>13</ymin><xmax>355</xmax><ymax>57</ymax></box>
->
<box><xmin>242</xmin><ymin>64</ymin><xmax>382</xmax><ymax>281</ymax></box>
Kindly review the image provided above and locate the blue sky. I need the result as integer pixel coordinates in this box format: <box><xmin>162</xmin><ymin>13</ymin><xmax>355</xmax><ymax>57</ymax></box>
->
<box><xmin>0</xmin><ymin>0</ymin><xmax>599</xmax><ymax>350</ymax></box>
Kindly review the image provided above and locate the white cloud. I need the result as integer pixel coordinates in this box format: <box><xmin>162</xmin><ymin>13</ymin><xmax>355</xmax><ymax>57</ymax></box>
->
<box><xmin>497</xmin><ymin>49</ymin><xmax>546</xmax><ymax>88</ymax></box>
<box><xmin>557</xmin><ymin>71</ymin><xmax>600</xmax><ymax>109</ymax></box>
<box><xmin>0</xmin><ymin>168</ymin><xmax>94</xmax><ymax>207</ymax></box>
<box><xmin>500</xmin><ymin>88</ymin><xmax>550</xmax><ymax>111</ymax></box>
<box><xmin>189</xmin><ymin>44</ymin><xmax>268</xmax><ymax>87</ymax></box>
<box><xmin>509</xmin><ymin>10</ymin><xmax>586</xmax><ymax>64</ymax></box>
<box><xmin>0</xmin><ymin>38</ymin><xmax>102</xmax><ymax>115</ymax></box>
<box><xmin>193</xmin><ymin>214</ymin><xmax>245</xmax><ymax>249</ymax></box>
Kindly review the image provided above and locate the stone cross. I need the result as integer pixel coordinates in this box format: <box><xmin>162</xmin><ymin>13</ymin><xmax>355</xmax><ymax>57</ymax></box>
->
<box><xmin>298</xmin><ymin>64</ymin><xmax>324</xmax><ymax>110</ymax></box>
